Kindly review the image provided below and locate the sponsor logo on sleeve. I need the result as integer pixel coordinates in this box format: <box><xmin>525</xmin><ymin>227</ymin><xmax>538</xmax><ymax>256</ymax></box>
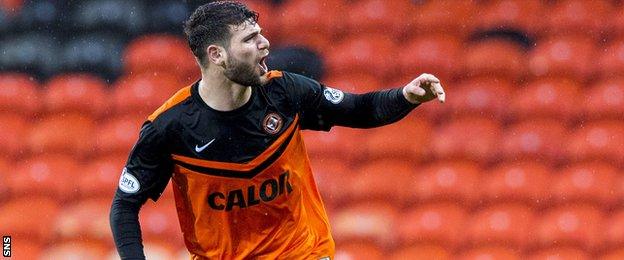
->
<box><xmin>323</xmin><ymin>87</ymin><xmax>344</xmax><ymax>104</ymax></box>
<box><xmin>119</xmin><ymin>168</ymin><xmax>140</xmax><ymax>194</ymax></box>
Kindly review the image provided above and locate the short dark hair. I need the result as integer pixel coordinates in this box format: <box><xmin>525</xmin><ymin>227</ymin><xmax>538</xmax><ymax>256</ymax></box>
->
<box><xmin>184</xmin><ymin>1</ymin><xmax>259</xmax><ymax>64</ymax></box>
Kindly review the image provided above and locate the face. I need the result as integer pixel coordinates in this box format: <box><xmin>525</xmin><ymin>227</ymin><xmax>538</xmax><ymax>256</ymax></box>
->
<box><xmin>222</xmin><ymin>20</ymin><xmax>270</xmax><ymax>87</ymax></box>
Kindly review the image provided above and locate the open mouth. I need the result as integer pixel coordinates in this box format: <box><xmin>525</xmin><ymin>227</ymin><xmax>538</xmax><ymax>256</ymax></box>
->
<box><xmin>258</xmin><ymin>56</ymin><xmax>268</xmax><ymax>74</ymax></box>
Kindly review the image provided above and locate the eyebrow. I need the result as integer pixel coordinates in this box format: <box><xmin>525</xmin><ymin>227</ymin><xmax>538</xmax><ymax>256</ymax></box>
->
<box><xmin>243</xmin><ymin>28</ymin><xmax>262</xmax><ymax>41</ymax></box>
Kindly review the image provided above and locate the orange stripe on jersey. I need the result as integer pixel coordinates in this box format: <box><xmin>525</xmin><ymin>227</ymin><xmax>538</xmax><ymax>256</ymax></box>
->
<box><xmin>147</xmin><ymin>86</ymin><xmax>192</xmax><ymax>122</ymax></box>
<box><xmin>265</xmin><ymin>70</ymin><xmax>283</xmax><ymax>80</ymax></box>
<box><xmin>172</xmin><ymin>114</ymin><xmax>298</xmax><ymax>172</ymax></box>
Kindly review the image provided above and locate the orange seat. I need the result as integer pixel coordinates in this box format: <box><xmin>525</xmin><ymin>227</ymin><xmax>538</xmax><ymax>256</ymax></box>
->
<box><xmin>0</xmin><ymin>73</ymin><xmax>40</xmax><ymax>117</ymax></box>
<box><xmin>609</xmin><ymin>5</ymin><xmax>624</xmax><ymax>38</ymax></box>
<box><xmin>0</xmin><ymin>196</ymin><xmax>60</xmax><ymax>242</ymax></box>
<box><xmin>528</xmin><ymin>37</ymin><xmax>596</xmax><ymax>80</ymax></box>
<box><xmin>566</xmin><ymin>120</ymin><xmax>624</xmax><ymax>164</ymax></box>
<box><xmin>597</xmin><ymin>40</ymin><xmax>624</xmax><ymax>78</ymax></box>
<box><xmin>481</xmin><ymin>162</ymin><xmax>550</xmax><ymax>206</ymax></box>
<box><xmin>95</xmin><ymin>114</ymin><xmax>145</xmax><ymax>155</ymax></box>
<box><xmin>139</xmin><ymin>198</ymin><xmax>183</xmax><ymax>244</ymax></box>
<box><xmin>390</xmin><ymin>244</ymin><xmax>452</xmax><ymax>260</ymax></box>
<box><xmin>39</xmin><ymin>241</ymin><xmax>108</xmax><ymax>260</ymax></box>
<box><xmin>535</xmin><ymin>204</ymin><xmax>604</xmax><ymax>250</ymax></box>
<box><xmin>309</xmin><ymin>157</ymin><xmax>353</xmax><ymax>207</ymax></box>
<box><xmin>363</xmin><ymin>118</ymin><xmax>432</xmax><ymax>162</ymax></box>
<box><xmin>550</xmin><ymin>162</ymin><xmax>618</xmax><ymax>206</ymax></box>
<box><xmin>111</xmin><ymin>73</ymin><xmax>182</xmax><ymax>117</ymax></box>
<box><xmin>430</xmin><ymin>116</ymin><xmax>502</xmax><ymax>162</ymax></box>
<box><xmin>527</xmin><ymin>247</ymin><xmax>591</xmax><ymax>260</ymax></box>
<box><xmin>27</xmin><ymin>113</ymin><xmax>95</xmax><ymax>156</ymax></box>
<box><xmin>302</xmin><ymin>127</ymin><xmax>363</xmax><ymax>163</ymax></box>
<box><xmin>601</xmin><ymin>249</ymin><xmax>624</xmax><ymax>260</ymax></box>
<box><xmin>42</xmin><ymin>73</ymin><xmax>108</xmax><ymax>117</ymax></box>
<box><xmin>123</xmin><ymin>34</ymin><xmax>197</xmax><ymax>82</ymax></box>
<box><xmin>543</xmin><ymin>0</ymin><xmax>610</xmax><ymax>38</ymax></box>
<box><xmin>345</xmin><ymin>0</ymin><xmax>415</xmax><ymax>39</ymax></box>
<box><xmin>463</xmin><ymin>40</ymin><xmax>528</xmax><ymax>81</ymax></box>
<box><xmin>334</xmin><ymin>242</ymin><xmax>384</xmax><ymax>260</ymax></box>
<box><xmin>331</xmin><ymin>202</ymin><xmax>398</xmax><ymax>247</ymax></box>
<box><xmin>501</xmin><ymin>119</ymin><xmax>568</xmax><ymax>162</ymax></box>
<box><xmin>456</xmin><ymin>246</ymin><xmax>521</xmax><ymax>260</ymax></box>
<box><xmin>408</xmin><ymin>160</ymin><xmax>480</xmax><ymax>205</ymax></box>
<box><xmin>323</xmin><ymin>73</ymin><xmax>382</xmax><ymax>94</ymax></box>
<box><xmin>411</xmin><ymin>1</ymin><xmax>476</xmax><ymax>38</ymax></box>
<box><xmin>509</xmin><ymin>77</ymin><xmax>581</xmax><ymax>122</ymax></box>
<box><xmin>0</xmin><ymin>113</ymin><xmax>29</xmax><ymax>158</ymax></box>
<box><xmin>582</xmin><ymin>78</ymin><xmax>624</xmax><ymax>119</ymax></box>
<box><xmin>325</xmin><ymin>35</ymin><xmax>397</xmax><ymax>77</ymax></box>
<box><xmin>396</xmin><ymin>202</ymin><xmax>468</xmax><ymax>249</ymax></box>
<box><xmin>11</xmin><ymin>155</ymin><xmax>82</xmax><ymax>200</ymax></box>
<box><xmin>605</xmin><ymin>209</ymin><xmax>624</xmax><ymax>248</ymax></box>
<box><xmin>399</xmin><ymin>35</ymin><xmax>461</xmax><ymax>83</ymax></box>
<box><xmin>466</xmin><ymin>203</ymin><xmax>535</xmax><ymax>249</ymax></box>
<box><xmin>474</xmin><ymin>0</ymin><xmax>543</xmax><ymax>35</ymax></box>
<box><xmin>78</xmin><ymin>155</ymin><xmax>127</xmax><ymax>198</ymax></box>
<box><xmin>277</xmin><ymin>0</ymin><xmax>344</xmax><ymax>43</ymax></box>
<box><xmin>446</xmin><ymin>77</ymin><xmax>513</xmax><ymax>120</ymax></box>
<box><xmin>347</xmin><ymin>159</ymin><xmax>414</xmax><ymax>204</ymax></box>
<box><xmin>54</xmin><ymin>198</ymin><xmax>113</xmax><ymax>243</ymax></box>
<box><xmin>4</xmin><ymin>240</ymin><xmax>44</xmax><ymax>260</ymax></box>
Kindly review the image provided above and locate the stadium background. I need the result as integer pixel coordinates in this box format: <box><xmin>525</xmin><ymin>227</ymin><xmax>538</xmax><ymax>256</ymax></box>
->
<box><xmin>1</xmin><ymin>0</ymin><xmax>624</xmax><ymax>259</ymax></box>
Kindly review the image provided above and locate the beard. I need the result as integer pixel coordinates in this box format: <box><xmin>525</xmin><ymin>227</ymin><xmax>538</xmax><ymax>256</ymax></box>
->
<box><xmin>223</xmin><ymin>54</ymin><xmax>262</xmax><ymax>87</ymax></box>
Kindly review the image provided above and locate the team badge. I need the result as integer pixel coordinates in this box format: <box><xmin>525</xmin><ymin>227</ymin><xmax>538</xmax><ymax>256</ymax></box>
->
<box><xmin>323</xmin><ymin>87</ymin><xmax>344</xmax><ymax>104</ymax></box>
<box><xmin>119</xmin><ymin>167</ymin><xmax>140</xmax><ymax>193</ymax></box>
<box><xmin>263</xmin><ymin>112</ymin><xmax>283</xmax><ymax>135</ymax></box>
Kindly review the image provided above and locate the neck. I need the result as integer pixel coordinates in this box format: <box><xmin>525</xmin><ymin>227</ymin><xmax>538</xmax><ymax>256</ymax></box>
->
<box><xmin>198</xmin><ymin>67</ymin><xmax>252</xmax><ymax>112</ymax></box>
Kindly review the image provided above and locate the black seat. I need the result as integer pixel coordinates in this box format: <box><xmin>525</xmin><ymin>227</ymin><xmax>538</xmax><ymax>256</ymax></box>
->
<box><xmin>147</xmin><ymin>0</ymin><xmax>189</xmax><ymax>34</ymax></box>
<box><xmin>59</xmin><ymin>33</ymin><xmax>125</xmax><ymax>80</ymax></box>
<box><xmin>70</xmin><ymin>0</ymin><xmax>147</xmax><ymax>36</ymax></box>
<box><xmin>266</xmin><ymin>46</ymin><xmax>325</xmax><ymax>81</ymax></box>
<box><xmin>0</xmin><ymin>33</ymin><xmax>61</xmax><ymax>79</ymax></box>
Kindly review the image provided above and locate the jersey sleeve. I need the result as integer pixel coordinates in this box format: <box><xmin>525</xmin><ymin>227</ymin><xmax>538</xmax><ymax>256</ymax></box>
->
<box><xmin>114</xmin><ymin>121</ymin><xmax>173</xmax><ymax>204</ymax></box>
<box><xmin>281</xmin><ymin>72</ymin><xmax>419</xmax><ymax>131</ymax></box>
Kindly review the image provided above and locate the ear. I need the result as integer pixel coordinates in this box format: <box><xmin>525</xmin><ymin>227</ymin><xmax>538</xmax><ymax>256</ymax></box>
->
<box><xmin>207</xmin><ymin>45</ymin><xmax>226</xmax><ymax>66</ymax></box>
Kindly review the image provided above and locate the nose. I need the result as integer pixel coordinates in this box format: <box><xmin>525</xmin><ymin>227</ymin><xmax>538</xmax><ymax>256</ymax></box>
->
<box><xmin>258</xmin><ymin>34</ymin><xmax>270</xmax><ymax>50</ymax></box>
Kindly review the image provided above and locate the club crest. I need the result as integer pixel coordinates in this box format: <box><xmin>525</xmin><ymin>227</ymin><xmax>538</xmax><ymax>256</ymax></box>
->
<box><xmin>263</xmin><ymin>112</ymin><xmax>283</xmax><ymax>134</ymax></box>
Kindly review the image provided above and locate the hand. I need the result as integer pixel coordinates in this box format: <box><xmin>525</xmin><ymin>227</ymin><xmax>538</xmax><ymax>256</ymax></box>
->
<box><xmin>402</xmin><ymin>73</ymin><xmax>446</xmax><ymax>104</ymax></box>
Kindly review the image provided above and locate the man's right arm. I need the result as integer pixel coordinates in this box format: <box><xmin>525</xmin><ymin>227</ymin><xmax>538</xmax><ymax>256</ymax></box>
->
<box><xmin>109</xmin><ymin>122</ymin><xmax>173</xmax><ymax>260</ymax></box>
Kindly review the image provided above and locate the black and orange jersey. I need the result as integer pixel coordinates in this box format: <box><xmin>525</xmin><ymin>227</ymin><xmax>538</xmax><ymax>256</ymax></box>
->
<box><xmin>111</xmin><ymin>71</ymin><xmax>419</xmax><ymax>259</ymax></box>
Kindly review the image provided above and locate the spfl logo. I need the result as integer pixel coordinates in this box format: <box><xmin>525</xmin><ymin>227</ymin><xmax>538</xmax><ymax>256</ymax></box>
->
<box><xmin>119</xmin><ymin>168</ymin><xmax>140</xmax><ymax>194</ymax></box>
<box><xmin>3</xmin><ymin>236</ymin><xmax>10</xmax><ymax>257</ymax></box>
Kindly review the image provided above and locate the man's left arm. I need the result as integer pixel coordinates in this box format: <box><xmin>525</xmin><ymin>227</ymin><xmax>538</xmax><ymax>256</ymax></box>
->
<box><xmin>286</xmin><ymin>72</ymin><xmax>445</xmax><ymax>131</ymax></box>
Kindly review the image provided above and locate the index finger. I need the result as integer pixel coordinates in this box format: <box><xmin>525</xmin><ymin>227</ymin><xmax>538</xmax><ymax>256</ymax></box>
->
<box><xmin>431</xmin><ymin>82</ymin><xmax>445</xmax><ymax>103</ymax></box>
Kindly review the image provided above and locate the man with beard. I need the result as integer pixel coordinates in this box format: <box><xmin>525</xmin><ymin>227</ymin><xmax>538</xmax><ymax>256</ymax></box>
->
<box><xmin>110</xmin><ymin>1</ymin><xmax>445</xmax><ymax>259</ymax></box>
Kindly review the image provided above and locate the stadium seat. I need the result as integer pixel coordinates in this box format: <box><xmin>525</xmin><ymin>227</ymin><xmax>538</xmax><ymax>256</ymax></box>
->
<box><xmin>334</xmin><ymin>242</ymin><xmax>384</xmax><ymax>260</ymax></box>
<box><xmin>111</xmin><ymin>73</ymin><xmax>182</xmax><ymax>117</ymax></box>
<box><xmin>39</xmin><ymin>241</ymin><xmax>109</xmax><ymax>260</ymax></box>
<box><xmin>0</xmin><ymin>113</ymin><xmax>28</xmax><ymax>158</ymax></box>
<box><xmin>446</xmin><ymin>76</ymin><xmax>513</xmax><ymax>120</ymax></box>
<box><xmin>609</xmin><ymin>5</ymin><xmax>624</xmax><ymax>38</ymax></box>
<box><xmin>0</xmin><ymin>72</ymin><xmax>40</xmax><ymax>116</ymax></box>
<box><xmin>473</xmin><ymin>0</ymin><xmax>543</xmax><ymax>35</ymax></box>
<box><xmin>8</xmin><ymin>0</ymin><xmax>63</xmax><ymax>34</ymax></box>
<box><xmin>79</xmin><ymin>154</ymin><xmax>127</xmax><ymax>198</ymax></box>
<box><xmin>605</xmin><ymin>209</ymin><xmax>624</xmax><ymax>248</ymax></box>
<box><xmin>42</xmin><ymin>73</ymin><xmax>109</xmax><ymax>117</ymax></box>
<box><xmin>323</xmin><ymin>73</ymin><xmax>382</xmax><ymax>94</ymax></box>
<box><xmin>527</xmin><ymin>247</ymin><xmax>591</xmax><ymax>260</ymax></box>
<box><xmin>566</xmin><ymin>120</ymin><xmax>624</xmax><ymax>164</ymax></box>
<box><xmin>139</xmin><ymin>198</ymin><xmax>184</xmax><ymax>246</ymax></box>
<box><xmin>390</xmin><ymin>244</ymin><xmax>452</xmax><ymax>260</ymax></box>
<box><xmin>59</xmin><ymin>33</ymin><xmax>125</xmax><ymax>80</ymax></box>
<box><xmin>266</xmin><ymin>46</ymin><xmax>325</xmax><ymax>81</ymax></box>
<box><xmin>145</xmin><ymin>0</ymin><xmax>190</xmax><ymax>34</ymax></box>
<box><xmin>465</xmin><ymin>203</ymin><xmax>535</xmax><ymax>249</ymax></box>
<box><xmin>344</xmin><ymin>0</ymin><xmax>415</xmax><ymax>39</ymax></box>
<box><xmin>302</xmin><ymin>127</ymin><xmax>363</xmax><ymax>163</ymax></box>
<box><xmin>508</xmin><ymin>77</ymin><xmax>581</xmax><ymax>122</ymax></box>
<box><xmin>0</xmin><ymin>33</ymin><xmax>60</xmax><ymax>78</ymax></box>
<box><xmin>238</xmin><ymin>0</ymin><xmax>279</xmax><ymax>42</ymax></box>
<box><xmin>528</xmin><ymin>37</ymin><xmax>596</xmax><ymax>80</ymax></box>
<box><xmin>396</xmin><ymin>202</ymin><xmax>468</xmax><ymax>249</ymax></box>
<box><xmin>277</xmin><ymin>0</ymin><xmax>344</xmax><ymax>42</ymax></box>
<box><xmin>430</xmin><ymin>116</ymin><xmax>502</xmax><ymax>162</ymax></box>
<box><xmin>2</xmin><ymin>240</ymin><xmax>44</xmax><ymax>260</ymax></box>
<box><xmin>455</xmin><ymin>246</ymin><xmax>521</xmax><ymax>260</ymax></box>
<box><xmin>480</xmin><ymin>161</ymin><xmax>550</xmax><ymax>206</ymax></box>
<box><xmin>347</xmin><ymin>159</ymin><xmax>414</xmax><ymax>204</ymax></box>
<box><xmin>309</xmin><ymin>157</ymin><xmax>354</xmax><ymax>208</ymax></box>
<box><xmin>275</xmin><ymin>30</ymin><xmax>332</xmax><ymax>55</ymax></box>
<box><xmin>11</xmin><ymin>154</ymin><xmax>82</xmax><ymax>200</ymax></box>
<box><xmin>398</xmin><ymin>35</ymin><xmax>461</xmax><ymax>83</ymax></box>
<box><xmin>411</xmin><ymin>0</ymin><xmax>477</xmax><ymax>38</ymax></box>
<box><xmin>325</xmin><ymin>35</ymin><xmax>398</xmax><ymax>78</ymax></box>
<box><xmin>363</xmin><ymin>118</ymin><xmax>432</xmax><ymax>162</ymax></box>
<box><xmin>543</xmin><ymin>0</ymin><xmax>610</xmax><ymax>38</ymax></box>
<box><xmin>408</xmin><ymin>160</ymin><xmax>480</xmax><ymax>205</ymax></box>
<box><xmin>95</xmin><ymin>114</ymin><xmax>145</xmax><ymax>155</ymax></box>
<box><xmin>535</xmin><ymin>204</ymin><xmax>604</xmax><ymax>250</ymax></box>
<box><xmin>602</xmin><ymin>249</ymin><xmax>624</xmax><ymax>260</ymax></box>
<box><xmin>550</xmin><ymin>162</ymin><xmax>618</xmax><ymax>206</ymax></box>
<box><xmin>597</xmin><ymin>40</ymin><xmax>624</xmax><ymax>78</ymax></box>
<box><xmin>501</xmin><ymin>119</ymin><xmax>568</xmax><ymax>162</ymax></box>
<box><xmin>69</xmin><ymin>0</ymin><xmax>146</xmax><ymax>36</ymax></box>
<box><xmin>331</xmin><ymin>202</ymin><xmax>398</xmax><ymax>247</ymax></box>
<box><xmin>582</xmin><ymin>78</ymin><xmax>624</xmax><ymax>119</ymax></box>
<box><xmin>462</xmin><ymin>39</ymin><xmax>528</xmax><ymax>81</ymax></box>
<box><xmin>0</xmin><ymin>196</ymin><xmax>60</xmax><ymax>243</ymax></box>
<box><xmin>27</xmin><ymin>113</ymin><xmax>95</xmax><ymax>156</ymax></box>
<box><xmin>53</xmin><ymin>198</ymin><xmax>113</xmax><ymax>243</ymax></box>
<box><xmin>123</xmin><ymin>34</ymin><xmax>198</xmax><ymax>83</ymax></box>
